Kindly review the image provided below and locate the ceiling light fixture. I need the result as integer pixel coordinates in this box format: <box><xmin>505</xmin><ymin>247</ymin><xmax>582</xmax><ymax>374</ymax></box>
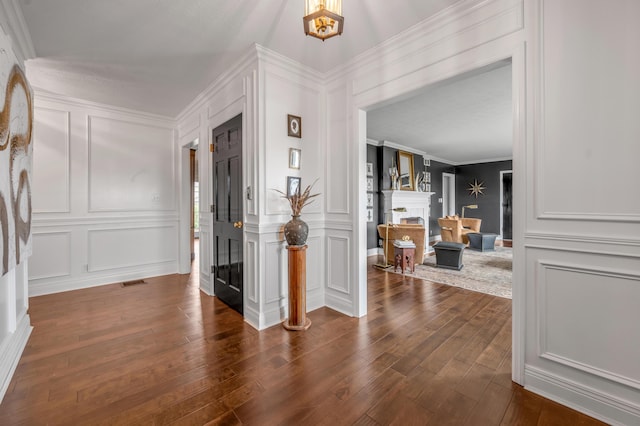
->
<box><xmin>303</xmin><ymin>0</ymin><xmax>344</xmax><ymax>41</ymax></box>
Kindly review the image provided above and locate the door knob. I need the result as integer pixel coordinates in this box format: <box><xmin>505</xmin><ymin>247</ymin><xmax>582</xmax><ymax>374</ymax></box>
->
<box><xmin>233</xmin><ymin>221</ymin><xmax>243</xmax><ymax>228</ymax></box>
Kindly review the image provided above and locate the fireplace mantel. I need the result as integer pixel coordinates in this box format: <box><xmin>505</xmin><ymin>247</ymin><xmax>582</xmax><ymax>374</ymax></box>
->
<box><xmin>382</xmin><ymin>190</ymin><xmax>435</xmax><ymax>253</ymax></box>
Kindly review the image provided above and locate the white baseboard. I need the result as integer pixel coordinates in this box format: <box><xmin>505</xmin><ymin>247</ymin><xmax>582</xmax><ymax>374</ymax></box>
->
<box><xmin>29</xmin><ymin>264</ymin><xmax>177</xmax><ymax>296</ymax></box>
<box><xmin>325</xmin><ymin>292</ymin><xmax>355</xmax><ymax>317</ymax></box>
<box><xmin>367</xmin><ymin>248</ymin><xmax>383</xmax><ymax>257</ymax></box>
<box><xmin>0</xmin><ymin>314</ymin><xmax>32</xmax><ymax>403</ymax></box>
<box><xmin>525</xmin><ymin>365</ymin><xmax>640</xmax><ymax>426</ymax></box>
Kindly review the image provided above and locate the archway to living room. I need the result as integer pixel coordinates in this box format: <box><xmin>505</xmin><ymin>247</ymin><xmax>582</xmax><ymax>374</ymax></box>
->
<box><xmin>355</xmin><ymin>51</ymin><xmax>525</xmax><ymax>385</ymax></box>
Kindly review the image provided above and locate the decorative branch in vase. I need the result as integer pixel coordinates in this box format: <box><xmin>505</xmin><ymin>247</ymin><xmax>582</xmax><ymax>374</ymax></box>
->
<box><xmin>274</xmin><ymin>179</ymin><xmax>320</xmax><ymax>246</ymax></box>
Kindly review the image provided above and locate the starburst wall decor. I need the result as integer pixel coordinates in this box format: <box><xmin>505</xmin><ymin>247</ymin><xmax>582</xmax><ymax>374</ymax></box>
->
<box><xmin>467</xmin><ymin>179</ymin><xmax>486</xmax><ymax>198</ymax></box>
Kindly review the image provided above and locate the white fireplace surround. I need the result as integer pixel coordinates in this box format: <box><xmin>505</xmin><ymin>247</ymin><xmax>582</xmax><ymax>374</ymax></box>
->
<box><xmin>382</xmin><ymin>190</ymin><xmax>435</xmax><ymax>253</ymax></box>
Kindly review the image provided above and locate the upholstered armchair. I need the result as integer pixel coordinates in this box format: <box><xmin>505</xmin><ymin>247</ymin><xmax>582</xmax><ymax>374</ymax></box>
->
<box><xmin>438</xmin><ymin>216</ymin><xmax>482</xmax><ymax>244</ymax></box>
<box><xmin>377</xmin><ymin>224</ymin><xmax>426</xmax><ymax>264</ymax></box>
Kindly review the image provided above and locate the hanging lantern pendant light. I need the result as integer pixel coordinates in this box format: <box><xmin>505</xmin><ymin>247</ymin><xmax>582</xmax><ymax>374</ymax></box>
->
<box><xmin>303</xmin><ymin>0</ymin><xmax>344</xmax><ymax>41</ymax></box>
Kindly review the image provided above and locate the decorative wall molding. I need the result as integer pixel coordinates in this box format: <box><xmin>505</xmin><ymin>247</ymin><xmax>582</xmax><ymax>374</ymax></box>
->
<box><xmin>0</xmin><ymin>313</ymin><xmax>32</xmax><ymax>402</ymax></box>
<box><xmin>533</xmin><ymin>0</ymin><xmax>640</xmax><ymax>223</ymax></box>
<box><xmin>306</xmin><ymin>236</ymin><xmax>323</xmax><ymax>291</ymax></box>
<box><xmin>33</xmin><ymin>215</ymin><xmax>179</xmax><ymax>227</ymax></box>
<box><xmin>380</xmin><ymin>140</ymin><xmax>427</xmax><ymax>157</ymax></box>
<box><xmin>34</xmin><ymin>89</ymin><xmax>175</xmax><ymax>123</ymax></box>
<box><xmin>536</xmin><ymin>260</ymin><xmax>640</xmax><ymax>390</ymax></box>
<box><xmin>32</xmin><ymin>107</ymin><xmax>70</xmax><ymax>213</ymax></box>
<box><xmin>29</xmin><ymin>231</ymin><xmax>71</xmax><ymax>280</ymax></box>
<box><xmin>0</xmin><ymin>0</ymin><xmax>35</xmax><ymax>63</ymax></box>
<box><xmin>525</xmin><ymin>365</ymin><xmax>640</xmax><ymax>426</ymax></box>
<box><xmin>87</xmin><ymin>114</ymin><xmax>176</xmax><ymax>212</ymax></box>
<box><xmin>246</xmin><ymin>240</ymin><xmax>258</xmax><ymax>303</ymax></box>
<box><xmin>265</xmin><ymin>241</ymin><xmax>285</xmax><ymax>304</ymax></box>
<box><xmin>87</xmin><ymin>225</ymin><xmax>177</xmax><ymax>273</ymax></box>
<box><xmin>327</xmin><ymin>236</ymin><xmax>350</xmax><ymax>294</ymax></box>
<box><xmin>29</xmin><ymin>263</ymin><xmax>177</xmax><ymax>297</ymax></box>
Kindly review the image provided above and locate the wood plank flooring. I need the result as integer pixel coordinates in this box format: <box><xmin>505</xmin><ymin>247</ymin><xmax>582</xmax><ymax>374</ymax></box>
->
<box><xmin>0</xmin><ymin>256</ymin><xmax>605</xmax><ymax>425</ymax></box>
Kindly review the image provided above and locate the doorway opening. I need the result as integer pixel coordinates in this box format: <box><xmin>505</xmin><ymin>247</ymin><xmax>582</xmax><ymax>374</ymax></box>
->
<box><xmin>442</xmin><ymin>172</ymin><xmax>456</xmax><ymax>217</ymax></box>
<box><xmin>190</xmin><ymin>148</ymin><xmax>199</xmax><ymax>261</ymax></box>
<box><xmin>500</xmin><ymin>170</ymin><xmax>512</xmax><ymax>243</ymax></box>
<box><xmin>362</xmin><ymin>56</ymin><xmax>522</xmax><ymax>382</ymax></box>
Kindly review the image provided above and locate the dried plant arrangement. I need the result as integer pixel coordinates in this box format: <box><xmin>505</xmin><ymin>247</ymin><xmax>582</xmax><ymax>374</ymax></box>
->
<box><xmin>275</xmin><ymin>179</ymin><xmax>320</xmax><ymax>216</ymax></box>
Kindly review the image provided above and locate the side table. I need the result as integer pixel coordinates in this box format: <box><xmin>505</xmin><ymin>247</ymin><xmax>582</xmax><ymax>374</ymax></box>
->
<box><xmin>393</xmin><ymin>243</ymin><xmax>416</xmax><ymax>274</ymax></box>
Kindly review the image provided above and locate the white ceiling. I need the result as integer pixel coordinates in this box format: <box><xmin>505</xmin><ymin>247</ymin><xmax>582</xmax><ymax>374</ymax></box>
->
<box><xmin>367</xmin><ymin>62</ymin><xmax>513</xmax><ymax>164</ymax></box>
<box><xmin>16</xmin><ymin>0</ymin><xmax>512</xmax><ymax>164</ymax></box>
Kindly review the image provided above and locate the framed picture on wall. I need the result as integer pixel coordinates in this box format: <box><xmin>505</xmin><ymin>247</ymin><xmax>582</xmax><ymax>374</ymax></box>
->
<box><xmin>366</xmin><ymin>177</ymin><xmax>373</xmax><ymax>191</ymax></box>
<box><xmin>366</xmin><ymin>162</ymin><xmax>373</xmax><ymax>176</ymax></box>
<box><xmin>367</xmin><ymin>193</ymin><xmax>373</xmax><ymax>207</ymax></box>
<box><xmin>287</xmin><ymin>114</ymin><xmax>302</xmax><ymax>138</ymax></box>
<box><xmin>423</xmin><ymin>158</ymin><xmax>430</xmax><ymax>166</ymax></box>
<box><xmin>287</xmin><ymin>176</ymin><xmax>301</xmax><ymax>197</ymax></box>
<box><xmin>289</xmin><ymin>148</ymin><xmax>301</xmax><ymax>169</ymax></box>
<box><xmin>366</xmin><ymin>208</ymin><xmax>374</xmax><ymax>222</ymax></box>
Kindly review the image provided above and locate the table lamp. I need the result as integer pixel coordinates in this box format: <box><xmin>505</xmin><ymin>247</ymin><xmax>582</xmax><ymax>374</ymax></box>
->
<box><xmin>462</xmin><ymin>204</ymin><xmax>478</xmax><ymax>218</ymax></box>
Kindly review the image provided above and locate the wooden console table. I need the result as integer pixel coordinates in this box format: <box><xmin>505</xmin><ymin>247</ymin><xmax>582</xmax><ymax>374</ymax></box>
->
<box><xmin>283</xmin><ymin>245</ymin><xmax>311</xmax><ymax>331</ymax></box>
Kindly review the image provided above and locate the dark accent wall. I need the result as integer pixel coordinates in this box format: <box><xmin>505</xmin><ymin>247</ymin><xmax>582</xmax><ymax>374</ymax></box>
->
<box><xmin>427</xmin><ymin>160</ymin><xmax>456</xmax><ymax>238</ymax></box>
<box><xmin>455</xmin><ymin>160</ymin><xmax>512</xmax><ymax>235</ymax></box>
<box><xmin>366</xmin><ymin>144</ymin><xmax>380</xmax><ymax>249</ymax></box>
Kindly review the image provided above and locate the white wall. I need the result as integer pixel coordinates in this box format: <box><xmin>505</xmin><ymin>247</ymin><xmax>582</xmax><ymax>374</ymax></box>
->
<box><xmin>29</xmin><ymin>92</ymin><xmax>178</xmax><ymax>296</ymax></box>
<box><xmin>0</xmin><ymin>17</ymin><xmax>32</xmax><ymax>403</ymax></box>
<box><xmin>522</xmin><ymin>1</ymin><xmax>640</xmax><ymax>424</ymax></box>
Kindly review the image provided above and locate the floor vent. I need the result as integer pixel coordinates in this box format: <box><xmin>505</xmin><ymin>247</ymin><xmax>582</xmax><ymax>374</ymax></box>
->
<box><xmin>121</xmin><ymin>279</ymin><xmax>146</xmax><ymax>287</ymax></box>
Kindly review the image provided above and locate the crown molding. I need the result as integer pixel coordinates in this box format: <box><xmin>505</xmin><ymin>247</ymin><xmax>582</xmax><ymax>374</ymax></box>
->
<box><xmin>0</xmin><ymin>0</ymin><xmax>35</xmax><ymax>64</ymax></box>
<box><xmin>33</xmin><ymin>88</ymin><xmax>176</xmax><ymax>124</ymax></box>
<box><xmin>381</xmin><ymin>140</ymin><xmax>426</xmax><ymax>157</ymax></box>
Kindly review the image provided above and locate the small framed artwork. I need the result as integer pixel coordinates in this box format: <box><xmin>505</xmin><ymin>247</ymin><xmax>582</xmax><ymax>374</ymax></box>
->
<box><xmin>425</xmin><ymin>172</ymin><xmax>431</xmax><ymax>183</ymax></box>
<box><xmin>366</xmin><ymin>208</ymin><xmax>374</xmax><ymax>222</ymax></box>
<box><xmin>366</xmin><ymin>162</ymin><xmax>373</xmax><ymax>176</ymax></box>
<box><xmin>366</xmin><ymin>177</ymin><xmax>373</xmax><ymax>191</ymax></box>
<box><xmin>423</xmin><ymin>158</ymin><xmax>430</xmax><ymax>167</ymax></box>
<box><xmin>425</xmin><ymin>184</ymin><xmax>431</xmax><ymax>192</ymax></box>
<box><xmin>287</xmin><ymin>114</ymin><xmax>302</xmax><ymax>138</ymax></box>
<box><xmin>287</xmin><ymin>176</ymin><xmax>301</xmax><ymax>197</ymax></box>
<box><xmin>367</xmin><ymin>193</ymin><xmax>374</xmax><ymax>207</ymax></box>
<box><xmin>289</xmin><ymin>148</ymin><xmax>301</xmax><ymax>169</ymax></box>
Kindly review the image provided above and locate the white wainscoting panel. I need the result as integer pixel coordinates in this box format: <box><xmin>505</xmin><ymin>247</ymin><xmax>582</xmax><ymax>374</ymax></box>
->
<box><xmin>87</xmin><ymin>226</ymin><xmax>177</xmax><ymax>272</ymax></box>
<box><xmin>265</xmin><ymin>241</ymin><xmax>285</xmax><ymax>304</ymax></box>
<box><xmin>538</xmin><ymin>260</ymin><xmax>640</xmax><ymax>389</ymax></box>
<box><xmin>32</xmin><ymin>107</ymin><xmax>69</xmax><ymax>213</ymax></box>
<box><xmin>326</xmin><ymin>85</ymin><xmax>349</xmax><ymax>215</ymax></box>
<box><xmin>88</xmin><ymin>116</ymin><xmax>175</xmax><ymax>212</ymax></box>
<box><xmin>29</xmin><ymin>232</ymin><xmax>71</xmax><ymax>280</ymax></box>
<box><xmin>327</xmin><ymin>235</ymin><xmax>350</xmax><ymax>294</ymax></box>
<box><xmin>537</xmin><ymin>0</ymin><xmax>640</xmax><ymax>221</ymax></box>
<box><xmin>246</xmin><ymin>239</ymin><xmax>258</xmax><ymax>303</ymax></box>
<box><xmin>306</xmin><ymin>236</ymin><xmax>323</xmax><ymax>292</ymax></box>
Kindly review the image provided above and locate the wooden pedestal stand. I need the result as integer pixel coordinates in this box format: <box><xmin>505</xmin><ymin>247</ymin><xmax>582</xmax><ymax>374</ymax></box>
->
<box><xmin>282</xmin><ymin>245</ymin><xmax>311</xmax><ymax>331</ymax></box>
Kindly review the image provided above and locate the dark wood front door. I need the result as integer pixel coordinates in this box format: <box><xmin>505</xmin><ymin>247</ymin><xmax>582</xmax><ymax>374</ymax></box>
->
<box><xmin>212</xmin><ymin>114</ymin><xmax>243</xmax><ymax>314</ymax></box>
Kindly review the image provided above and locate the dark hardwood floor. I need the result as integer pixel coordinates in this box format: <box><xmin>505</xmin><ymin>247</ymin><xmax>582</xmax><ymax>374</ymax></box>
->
<box><xmin>0</xmin><ymin>255</ymin><xmax>604</xmax><ymax>425</ymax></box>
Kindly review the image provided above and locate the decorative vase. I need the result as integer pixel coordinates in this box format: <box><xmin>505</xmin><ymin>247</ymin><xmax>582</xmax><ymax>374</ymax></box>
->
<box><xmin>284</xmin><ymin>215</ymin><xmax>309</xmax><ymax>246</ymax></box>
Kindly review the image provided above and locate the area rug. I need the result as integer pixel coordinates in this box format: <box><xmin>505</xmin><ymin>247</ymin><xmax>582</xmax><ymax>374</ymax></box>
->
<box><xmin>392</xmin><ymin>247</ymin><xmax>512</xmax><ymax>299</ymax></box>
